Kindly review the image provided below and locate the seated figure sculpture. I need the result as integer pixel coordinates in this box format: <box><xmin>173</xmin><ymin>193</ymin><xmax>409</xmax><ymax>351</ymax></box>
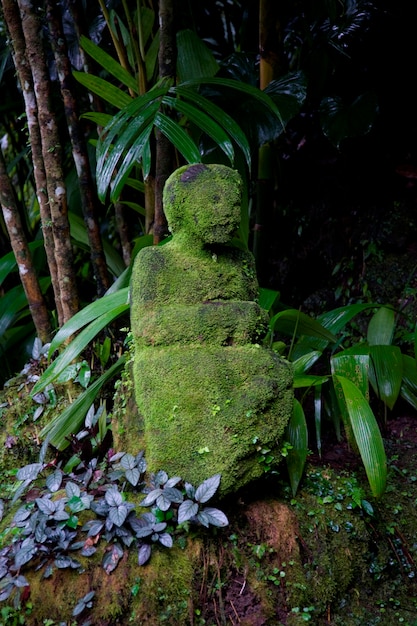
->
<box><xmin>130</xmin><ymin>163</ymin><xmax>293</xmax><ymax>495</ymax></box>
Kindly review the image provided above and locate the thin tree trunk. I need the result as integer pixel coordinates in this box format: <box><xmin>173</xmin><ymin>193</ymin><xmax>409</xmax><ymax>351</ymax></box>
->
<box><xmin>0</xmin><ymin>150</ymin><xmax>52</xmax><ymax>343</ymax></box>
<box><xmin>254</xmin><ymin>0</ymin><xmax>280</xmax><ymax>283</ymax></box>
<box><xmin>114</xmin><ymin>202</ymin><xmax>132</xmax><ymax>267</ymax></box>
<box><xmin>17</xmin><ymin>0</ymin><xmax>79</xmax><ymax>325</ymax></box>
<box><xmin>153</xmin><ymin>0</ymin><xmax>175</xmax><ymax>244</ymax></box>
<box><xmin>46</xmin><ymin>0</ymin><xmax>111</xmax><ymax>296</ymax></box>
<box><xmin>1</xmin><ymin>0</ymin><xmax>64</xmax><ymax>324</ymax></box>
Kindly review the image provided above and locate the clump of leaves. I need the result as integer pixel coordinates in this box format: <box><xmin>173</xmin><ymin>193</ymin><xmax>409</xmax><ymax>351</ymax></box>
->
<box><xmin>0</xmin><ymin>439</ymin><xmax>228</xmax><ymax>609</ymax></box>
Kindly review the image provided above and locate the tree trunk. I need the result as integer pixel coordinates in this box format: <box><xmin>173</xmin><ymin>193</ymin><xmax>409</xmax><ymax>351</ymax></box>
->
<box><xmin>46</xmin><ymin>0</ymin><xmax>111</xmax><ymax>297</ymax></box>
<box><xmin>254</xmin><ymin>0</ymin><xmax>281</xmax><ymax>284</ymax></box>
<box><xmin>1</xmin><ymin>0</ymin><xmax>64</xmax><ymax>324</ymax></box>
<box><xmin>17</xmin><ymin>0</ymin><xmax>79</xmax><ymax>325</ymax></box>
<box><xmin>153</xmin><ymin>0</ymin><xmax>175</xmax><ymax>244</ymax></box>
<box><xmin>0</xmin><ymin>150</ymin><xmax>52</xmax><ymax>343</ymax></box>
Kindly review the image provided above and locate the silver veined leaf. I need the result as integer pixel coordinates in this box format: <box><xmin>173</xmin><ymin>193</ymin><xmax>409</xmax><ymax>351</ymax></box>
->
<box><xmin>199</xmin><ymin>507</ymin><xmax>229</xmax><ymax>527</ymax></box>
<box><xmin>195</xmin><ymin>474</ymin><xmax>221</xmax><ymax>503</ymax></box>
<box><xmin>178</xmin><ymin>500</ymin><xmax>199</xmax><ymax>524</ymax></box>
<box><xmin>138</xmin><ymin>543</ymin><xmax>152</xmax><ymax>566</ymax></box>
<box><xmin>158</xmin><ymin>533</ymin><xmax>173</xmax><ymax>548</ymax></box>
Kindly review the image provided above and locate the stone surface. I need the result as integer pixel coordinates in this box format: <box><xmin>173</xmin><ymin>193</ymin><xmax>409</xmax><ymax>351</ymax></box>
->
<box><xmin>130</xmin><ymin>163</ymin><xmax>293</xmax><ymax>494</ymax></box>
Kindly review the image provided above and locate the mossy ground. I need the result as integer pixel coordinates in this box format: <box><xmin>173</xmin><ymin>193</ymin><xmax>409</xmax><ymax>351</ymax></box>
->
<box><xmin>1</xmin><ymin>369</ymin><xmax>417</xmax><ymax>625</ymax></box>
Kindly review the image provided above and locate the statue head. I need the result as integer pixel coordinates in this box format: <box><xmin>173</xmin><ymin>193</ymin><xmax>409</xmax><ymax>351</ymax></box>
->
<box><xmin>163</xmin><ymin>163</ymin><xmax>243</xmax><ymax>245</ymax></box>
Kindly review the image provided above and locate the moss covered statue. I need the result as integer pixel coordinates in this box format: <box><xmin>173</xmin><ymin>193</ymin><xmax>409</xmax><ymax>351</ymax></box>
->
<box><xmin>130</xmin><ymin>163</ymin><xmax>293</xmax><ymax>495</ymax></box>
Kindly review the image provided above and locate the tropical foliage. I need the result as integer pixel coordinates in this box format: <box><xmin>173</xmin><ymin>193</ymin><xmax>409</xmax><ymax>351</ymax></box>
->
<box><xmin>0</xmin><ymin>0</ymin><xmax>415</xmax><ymax>505</ymax></box>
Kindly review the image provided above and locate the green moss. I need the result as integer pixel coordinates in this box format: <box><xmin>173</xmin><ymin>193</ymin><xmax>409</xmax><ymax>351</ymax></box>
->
<box><xmin>132</xmin><ymin>344</ymin><xmax>292</xmax><ymax>495</ymax></box>
<box><xmin>130</xmin><ymin>163</ymin><xmax>293</xmax><ymax>496</ymax></box>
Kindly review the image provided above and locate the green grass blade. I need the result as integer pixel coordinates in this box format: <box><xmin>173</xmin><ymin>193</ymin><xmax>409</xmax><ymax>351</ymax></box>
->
<box><xmin>369</xmin><ymin>345</ymin><xmax>402</xmax><ymax>409</ymax></box>
<box><xmin>285</xmin><ymin>399</ymin><xmax>308</xmax><ymax>496</ymax></box>
<box><xmin>154</xmin><ymin>112</ymin><xmax>201</xmax><ymax>163</ymax></box>
<box><xmin>334</xmin><ymin>374</ymin><xmax>387</xmax><ymax>497</ymax></box>
<box><xmin>47</xmin><ymin>288</ymin><xmax>129</xmax><ymax>355</ymax></box>
<box><xmin>32</xmin><ymin>303</ymin><xmax>129</xmax><ymax>394</ymax></box>
<box><xmin>40</xmin><ymin>356</ymin><xmax>126</xmax><ymax>450</ymax></box>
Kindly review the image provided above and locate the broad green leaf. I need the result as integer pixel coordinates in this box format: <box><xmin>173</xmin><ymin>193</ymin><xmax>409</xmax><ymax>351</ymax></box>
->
<box><xmin>367</xmin><ymin>306</ymin><xmax>395</xmax><ymax>346</ymax></box>
<box><xmin>331</xmin><ymin>352</ymin><xmax>370</xmax><ymax>400</ymax></box>
<box><xmin>334</xmin><ymin>375</ymin><xmax>386</xmax><ymax>497</ymax></box>
<box><xmin>79</xmin><ymin>35</ymin><xmax>139</xmax><ymax>94</ymax></box>
<box><xmin>292</xmin><ymin>351</ymin><xmax>322</xmax><ymax>375</ymax></box>
<box><xmin>176</xmin><ymin>29</ymin><xmax>219</xmax><ymax>82</ymax></box>
<box><xmin>293</xmin><ymin>303</ymin><xmax>377</xmax><ymax>358</ymax></box>
<box><xmin>47</xmin><ymin>288</ymin><xmax>129</xmax><ymax>356</ymax></box>
<box><xmin>400</xmin><ymin>354</ymin><xmax>417</xmax><ymax>410</ymax></box>
<box><xmin>162</xmin><ymin>95</ymin><xmax>235</xmax><ymax>164</ymax></box>
<box><xmin>285</xmin><ymin>399</ymin><xmax>308</xmax><ymax>496</ymax></box>
<box><xmin>69</xmin><ymin>213</ymin><xmax>125</xmax><ymax>277</ymax></box>
<box><xmin>369</xmin><ymin>345</ymin><xmax>402</xmax><ymax>410</ymax></box>
<box><xmin>40</xmin><ymin>356</ymin><xmax>125</xmax><ymax>450</ymax></box>
<box><xmin>314</xmin><ymin>384</ymin><xmax>322</xmax><ymax>456</ymax></box>
<box><xmin>0</xmin><ymin>277</ymin><xmax>50</xmax><ymax>337</ymax></box>
<box><xmin>320</xmin><ymin>92</ymin><xmax>378</xmax><ymax>149</ymax></box>
<box><xmin>0</xmin><ymin>241</ymin><xmax>44</xmax><ymax>285</ymax></box>
<box><xmin>154</xmin><ymin>111</ymin><xmax>201</xmax><ymax>163</ymax></box>
<box><xmin>318</xmin><ymin>303</ymin><xmax>377</xmax><ymax>335</ymax></box>
<box><xmin>258</xmin><ymin>288</ymin><xmax>280</xmax><ymax>312</ymax></box>
<box><xmin>293</xmin><ymin>374</ymin><xmax>329</xmax><ymax>388</ymax></box>
<box><xmin>270</xmin><ymin>309</ymin><xmax>337</xmax><ymax>344</ymax></box>
<box><xmin>32</xmin><ymin>302</ymin><xmax>128</xmax><ymax>393</ymax></box>
<box><xmin>73</xmin><ymin>71</ymin><xmax>132</xmax><ymax>108</ymax></box>
<box><xmin>174</xmin><ymin>86</ymin><xmax>252</xmax><ymax>169</ymax></box>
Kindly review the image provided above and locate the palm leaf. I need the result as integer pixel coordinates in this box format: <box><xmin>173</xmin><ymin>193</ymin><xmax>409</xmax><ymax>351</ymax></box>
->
<box><xmin>79</xmin><ymin>35</ymin><xmax>139</xmax><ymax>94</ymax></box>
<box><xmin>174</xmin><ymin>86</ymin><xmax>252</xmax><ymax>169</ymax></box>
<box><xmin>109</xmin><ymin>120</ymin><xmax>155</xmax><ymax>201</ymax></box>
<box><xmin>162</xmin><ymin>95</ymin><xmax>235</xmax><ymax>164</ymax></box>
<box><xmin>73</xmin><ymin>71</ymin><xmax>132</xmax><ymax>109</ymax></box>
<box><xmin>176</xmin><ymin>29</ymin><xmax>219</xmax><ymax>82</ymax></box>
<box><xmin>182</xmin><ymin>77</ymin><xmax>285</xmax><ymax>130</ymax></box>
<box><xmin>334</xmin><ymin>375</ymin><xmax>386</xmax><ymax>497</ymax></box>
<box><xmin>154</xmin><ymin>111</ymin><xmax>201</xmax><ymax>163</ymax></box>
